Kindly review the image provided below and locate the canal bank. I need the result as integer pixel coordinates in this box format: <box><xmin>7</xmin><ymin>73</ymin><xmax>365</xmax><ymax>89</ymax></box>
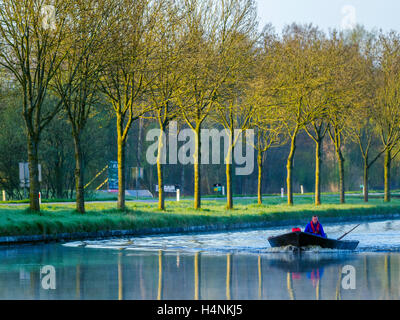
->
<box><xmin>1</xmin><ymin>198</ymin><xmax>400</xmax><ymax>245</ymax></box>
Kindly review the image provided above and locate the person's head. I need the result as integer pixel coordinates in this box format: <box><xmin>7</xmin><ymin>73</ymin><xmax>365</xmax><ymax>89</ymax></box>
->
<box><xmin>312</xmin><ymin>215</ymin><xmax>319</xmax><ymax>224</ymax></box>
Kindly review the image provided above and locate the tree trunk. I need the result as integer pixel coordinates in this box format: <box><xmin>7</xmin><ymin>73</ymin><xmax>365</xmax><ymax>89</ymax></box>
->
<box><xmin>286</xmin><ymin>134</ymin><xmax>297</xmax><ymax>206</ymax></box>
<box><xmin>27</xmin><ymin>135</ymin><xmax>40</xmax><ymax>212</ymax></box>
<box><xmin>157</xmin><ymin>128</ymin><xmax>165</xmax><ymax>210</ymax></box>
<box><xmin>363</xmin><ymin>159</ymin><xmax>369</xmax><ymax>203</ymax></box>
<box><xmin>330</xmin><ymin>128</ymin><xmax>345</xmax><ymax>204</ymax></box>
<box><xmin>384</xmin><ymin>149</ymin><xmax>391</xmax><ymax>202</ymax></box>
<box><xmin>73</xmin><ymin>134</ymin><xmax>85</xmax><ymax>213</ymax></box>
<box><xmin>193</xmin><ymin>125</ymin><xmax>201</xmax><ymax>209</ymax></box>
<box><xmin>136</xmin><ymin>118</ymin><xmax>143</xmax><ymax>189</ymax></box>
<box><xmin>117</xmin><ymin>115</ymin><xmax>126</xmax><ymax>210</ymax></box>
<box><xmin>337</xmin><ymin>149</ymin><xmax>345</xmax><ymax>204</ymax></box>
<box><xmin>315</xmin><ymin>139</ymin><xmax>322</xmax><ymax>206</ymax></box>
<box><xmin>257</xmin><ymin>151</ymin><xmax>263</xmax><ymax>205</ymax></box>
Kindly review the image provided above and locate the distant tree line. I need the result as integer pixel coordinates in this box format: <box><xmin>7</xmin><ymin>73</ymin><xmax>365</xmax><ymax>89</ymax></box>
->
<box><xmin>1</xmin><ymin>0</ymin><xmax>400</xmax><ymax>213</ymax></box>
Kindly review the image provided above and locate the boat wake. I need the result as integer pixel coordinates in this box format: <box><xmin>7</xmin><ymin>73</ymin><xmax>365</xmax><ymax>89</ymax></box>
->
<box><xmin>62</xmin><ymin>220</ymin><xmax>400</xmax><ymax>254</ymax></box>
<box><xmin>63</xmin><ymin>240</ymin><xmax>361</xmax><ymax>255</ymax></box>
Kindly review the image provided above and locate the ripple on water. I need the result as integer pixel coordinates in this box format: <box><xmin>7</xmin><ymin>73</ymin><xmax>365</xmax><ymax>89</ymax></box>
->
<box><xmin>62</xmin><ymin>219</ymin><xmax>400</xmax><ymax>254</ymax></box>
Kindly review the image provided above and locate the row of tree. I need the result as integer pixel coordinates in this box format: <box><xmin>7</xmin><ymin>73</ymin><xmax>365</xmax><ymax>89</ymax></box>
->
<box><xmin>1</xmin><ymin>0</ymin><xmax>400</xmax><ymax>213</ymax></box>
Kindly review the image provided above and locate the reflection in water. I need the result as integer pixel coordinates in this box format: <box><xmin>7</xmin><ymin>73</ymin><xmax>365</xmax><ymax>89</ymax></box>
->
<box><xmin>258</xmin><ymin>256</ymin><xmax>262</xmax><ymax>300</ymax></box>
<box><xmin>287</xmin><ymin>273</ymin><xmax>295</xmax><ymax>300</ymax></box>
<box><xmin>1</xmin><ymin>244</ymin><xmax>400</xmax><ymax>300</ymax></box>
<box><xmin>118</xmin><ymin>252</ymin><xmax>123</xmax><ymax>300</ymax></box>
<box><xmin>226</xmin><ymin>254</ymin><xmax>231</xmax><ymax>300</ymax></box>
<box><xmin>76</xmin><ymin>264</ymin><xmax>80</xmax><ymax>300</ymax></box>
<box><xmin>335</xmin><ymin>266</ymin><xmax>342</xmax><ymax>300</ymax></box>
<box><xmin>157</xmin><ymin>250</ymin><xmax>162</xmax><ymax>300</ymax></box>
<box><xmin>194</xmin><ymin>252</ymin><xmax>200</xmax><ymax>300</ymax></box>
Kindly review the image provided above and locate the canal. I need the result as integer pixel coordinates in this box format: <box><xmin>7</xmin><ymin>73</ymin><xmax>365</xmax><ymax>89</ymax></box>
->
<box><xmin>1</xmin><ymin>219</ymin><xmax>400</xmax><ymax>300</ymax></box>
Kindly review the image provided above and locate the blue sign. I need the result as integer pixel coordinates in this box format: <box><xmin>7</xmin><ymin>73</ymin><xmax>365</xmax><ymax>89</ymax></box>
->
<box><xmin>108</xmin><ymin>161</ymin><xmax>118</xmax><ymax>191</ymax></box>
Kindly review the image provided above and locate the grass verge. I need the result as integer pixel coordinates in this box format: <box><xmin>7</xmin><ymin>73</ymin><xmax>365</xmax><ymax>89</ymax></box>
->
<box><xmin>0</xmin><ymin>196</ymin><xmax>400</xmax><ymax>237</ymax></box>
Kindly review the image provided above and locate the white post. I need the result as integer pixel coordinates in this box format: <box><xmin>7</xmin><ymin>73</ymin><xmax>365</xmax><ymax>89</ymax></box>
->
<box><xmin>281</xmin><ymin>188</ymin><xmax>284</xmax><ymax>198</ymax></box>
<box><xmin>176</xmin><ymin>189</ymin><xmax>180</xmax><ymax>202</ymax></box>
<box><xmin>301</xmin><ymin>185</ymin><xmax>304</xmax><ymax>195</ymax></box>
<box><xmin>39</xmin><ymin>192</ymin><xmax>42</xmax><ymax>205</ymax></box>
<box><xmin>2</xmin><ymin>190</ymin><xmax>5</xmax><ymax>202</ymax></box>
<box><xmin>222</xmin><ymin>186</ymin><xmax>225</xmax><ymax>196</ymax></box>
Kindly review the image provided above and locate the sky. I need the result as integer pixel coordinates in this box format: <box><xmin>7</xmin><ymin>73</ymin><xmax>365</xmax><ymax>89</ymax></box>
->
<box><xmin>256</xmin><ymin>0</ymin><xmax>400</xmax><ymax>33</ymax></box>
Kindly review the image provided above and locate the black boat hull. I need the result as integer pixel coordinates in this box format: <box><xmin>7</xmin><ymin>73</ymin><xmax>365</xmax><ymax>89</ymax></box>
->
<box><xmin>268</xmin><ymin>232</ymin><xmax>359</xmax><ymax>250</ymax></box>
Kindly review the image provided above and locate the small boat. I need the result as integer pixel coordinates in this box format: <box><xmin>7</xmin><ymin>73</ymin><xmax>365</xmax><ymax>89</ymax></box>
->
<box><xmin>268</xmin><ymin>231</ymin><xmax>359</xmax><ymax>250</ymax></box>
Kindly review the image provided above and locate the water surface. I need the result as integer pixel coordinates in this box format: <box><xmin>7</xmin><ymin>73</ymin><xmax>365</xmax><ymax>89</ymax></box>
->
<box><xmin>1</xmin><ymin>219</ymin><xmax>400</xmax><ymax>300</ymax></box>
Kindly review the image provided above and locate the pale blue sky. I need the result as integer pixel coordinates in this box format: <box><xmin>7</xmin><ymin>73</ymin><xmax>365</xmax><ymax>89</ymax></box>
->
<box><xmin>256</xmin><ymin>0</ymin><xmax>400</xmax><ymax>33</ymax></box>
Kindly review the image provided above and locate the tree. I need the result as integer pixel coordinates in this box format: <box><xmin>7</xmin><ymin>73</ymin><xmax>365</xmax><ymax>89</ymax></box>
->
<box><xmin>98</xmin><ymin>0</ymin><xmax>161</xmax><ymax>210</ymax></box>
<box><xmin>303</xmin><ymin>49</ymin><xmax>330</xmax><ymax>206</ymax></box>
<box><xmin>251</xmin><ymin>111</ymin><xmax>285</xmax><ymax>205</ymax></box>
<box><xmin>53</xmin><ymin>0</ymin><xmax>112</xmax><ymax>213</ymax></box>
<box><xmin>145</xmin><ymin>1</ymin><xmax>185</xmax><ymax>211</ymax></box>
<box><xmin>302</xmin><ymin>35</ymin><xmax>354</xmax><ymax>206</ymax></box>
<box><xmin>346</xmin><ymin>35</ymin><xmax>385</xmax><ymax>202</ymax></box>
<box><xmin>248</xmin><ymin>26</ymin><xmax>286</xmax><ymax>205</ymax></box>
<box><xmin>0</xmin><ymin>0</ymin><xmax>72</xmax><ymax>211</ymax></box>
<box><xmin>348</xmin><ymin>109</ymin><xmax>385</xmax><ymax>202</ymax></box>
<box><xmin>326</xmin><ymin>31</ymin><xmax>363</xmax><ymax>204</ymax></box>
<box><xmin>276</xmin><ymin>24</ymin><xmax>326</xmax><ymax>205</ymax></box>
<box><xmin>209</xmin><ymin>0</ymin><xmax>258</xmax><ymax>210</ymax></box>
<box><xmin>304</xmin><ymin>119</ymin><xmax>329</xmax><ymax>206</ymax></box>
<box><xmin>374</xmin><ymin>32</ymin><xmax>400</xmax><ymax>202</ymax></box>
<box><xmin>176</xmin><ymin>0</ymin><xmax>230</xmax><ymax>209</ymax></box>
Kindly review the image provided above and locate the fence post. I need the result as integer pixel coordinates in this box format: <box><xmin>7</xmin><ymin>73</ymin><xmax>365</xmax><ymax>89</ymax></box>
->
<box><xmin>2</xmin><ymin>190</ymin><xmax>5</xmax><ymax>202</ymax></box>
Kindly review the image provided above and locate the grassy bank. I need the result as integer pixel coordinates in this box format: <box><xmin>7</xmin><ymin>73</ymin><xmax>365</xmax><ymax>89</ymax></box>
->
<box><xmin>1</xmin><ymin>196</ymin><xmax>400</xmax><ymax>237</ymax></box>
<box><xmin>2</xmin><ymin>190</ymin><xmax>400</xmax><ymax>204</ymax></box>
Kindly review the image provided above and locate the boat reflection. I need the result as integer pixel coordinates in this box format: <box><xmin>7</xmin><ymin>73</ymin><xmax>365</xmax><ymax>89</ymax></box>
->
<box><xmin>267</xmin><ymin>253</ymin><xmax>355</xmax><ymax>300</ymax></box>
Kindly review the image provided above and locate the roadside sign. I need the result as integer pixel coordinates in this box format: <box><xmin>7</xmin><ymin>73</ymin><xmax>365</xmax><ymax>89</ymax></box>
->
<box><xmin>19</xmin><ymin>162</ymin><xmax>42</xmax><ymax>187</ymax></box>
<box><xmin>19</xmin><ymin>162</ymin><xmax>29</xmax><ymax>187</ymax></box>
<box><xmin>108</xmin><ymin>161</ymin><xmax>118</xmax><ymax>192</ymax></box>
<box><xmin>155</xmin><ymin>185</ymin><xmax>180</xmax><ymax>193</ymax></box>
<box><xmin>213</xmin><ymin>183</ymin><xmax>223</xmax><ymax>193</ymax></box>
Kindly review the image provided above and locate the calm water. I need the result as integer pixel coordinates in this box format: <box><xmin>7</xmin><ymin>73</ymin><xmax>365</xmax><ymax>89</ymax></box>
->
<box><xmin>1</xmin><ymin>220</ymin><xmax>400</xmax><ymax>300</ymax></box>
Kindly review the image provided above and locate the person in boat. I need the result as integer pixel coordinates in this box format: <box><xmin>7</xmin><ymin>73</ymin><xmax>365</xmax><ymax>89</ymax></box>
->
<box><xmin>304</xmin><ymin>215</ymin><xmax>327</xmax><ymax>238</ymax></box>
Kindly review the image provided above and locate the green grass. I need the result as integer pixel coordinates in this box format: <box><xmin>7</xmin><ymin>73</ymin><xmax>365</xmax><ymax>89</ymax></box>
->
<box><xmin>1</xmin><ymin>195</ymin><xmax>400</xmax><ymax>237</ymax></box>
<box><xmin>2</xmin><ymin>189</ymin><xmax>399</xmax><ymax>204</ymax></box>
